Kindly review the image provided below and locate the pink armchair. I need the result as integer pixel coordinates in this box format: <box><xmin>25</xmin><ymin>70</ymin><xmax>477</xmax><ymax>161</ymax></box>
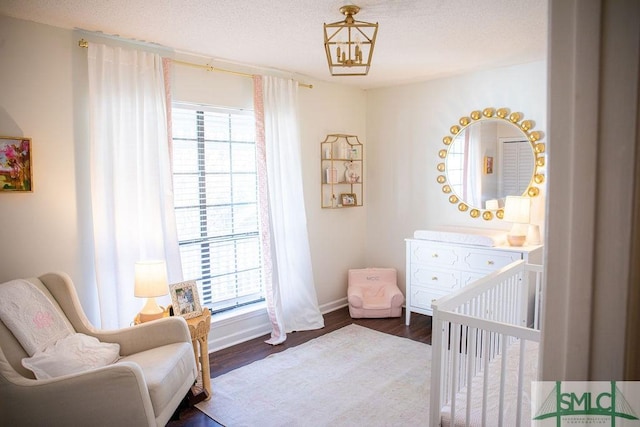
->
<box><xmin>348</xmin><ymin>268</ymin><xmax>404</xmax><ymax>318</ymax></box>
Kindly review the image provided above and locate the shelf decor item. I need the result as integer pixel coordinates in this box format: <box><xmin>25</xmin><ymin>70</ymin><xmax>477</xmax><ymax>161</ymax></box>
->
<box><xmin>345</xmin><ymin>161</ymin><xmax>361</xmax><ymax>184</ymax></box>
<box><xmin>326</xmin><ymin>166</ymin><xmax>338</xmax><ymax>184</ymax></box>
<box><xmin>341</xmin><ymin>193</ymin><xmax>357</xmax><ymax>206</ymax></box>
<box><xmin>0</xmin><ymin>136</ymin><xmax>32</xmax><ymax>192</ymax></box>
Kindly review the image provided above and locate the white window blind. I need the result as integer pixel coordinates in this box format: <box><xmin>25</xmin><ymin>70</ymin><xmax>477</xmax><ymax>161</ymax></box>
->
<box><xmin>171</xmin><ymin>104</ymin><xmax>264</xmax><ymax>313</ymax></box>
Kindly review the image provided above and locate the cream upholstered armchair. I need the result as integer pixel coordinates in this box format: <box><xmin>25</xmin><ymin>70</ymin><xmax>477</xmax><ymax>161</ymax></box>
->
<box><xmin>0</xmin><ymin>272</ymin><xmax>197</xmax><ymax>427</ymax></box>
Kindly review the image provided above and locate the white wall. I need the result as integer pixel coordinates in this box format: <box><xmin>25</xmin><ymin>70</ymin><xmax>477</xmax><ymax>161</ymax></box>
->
<box><xmin>298</xmin><ymin>81</ymin><xmax>367</xmax><ymax>306</ymax></box>
<box><xmin>0</xmin><ymin>16</ymin><xmax>99</xmax><ymax>321</ymax></box>
<box><xmin>0</xmin><ymin>15</ymin><xmax>367</xmax><ymax>340</ymax></box>
<box><xmin>365</xmin><ymin>61</ymin><xmax>547</xmax><ymax>293</ymax></box>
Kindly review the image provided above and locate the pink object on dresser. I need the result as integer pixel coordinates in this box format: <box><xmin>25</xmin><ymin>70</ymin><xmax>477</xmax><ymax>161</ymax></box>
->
<box><xmin>347</xmin><ymin>268</ymin><xmax>404</xmax><ymax>318</ymax></box>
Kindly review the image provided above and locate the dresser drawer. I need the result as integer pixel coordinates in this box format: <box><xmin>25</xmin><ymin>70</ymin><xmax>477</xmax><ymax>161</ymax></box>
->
<box><xmin>409</xmin><ymin>285</ymin><xmax>451</xmax><ymax>312</ymax></box>
<box><xmin>410</xmin><ymin>241</ymin><xmax>459</xmax><ymax>268</ymax></box>
<box><xmin>460</xmin><ymin>271</ymin><xmax>486</xmax><ymax>287</ymax></box>
<box><xmin>410</xmin><ymin>265</ymin><xmax>459</xmax><ymax>290</ymax></box>
<box><xmin>460</xmin><ymin>248</ymin><xmax>521</xmax><ymax>272</ymax></box>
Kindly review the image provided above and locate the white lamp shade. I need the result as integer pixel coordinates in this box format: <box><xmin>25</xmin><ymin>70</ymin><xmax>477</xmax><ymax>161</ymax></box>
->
<box><xmin>134</xmin><ymin>260</ymin><xmax>169</xmax><ymax>298</ymax></box>
<box><xmin>503</xmin><ymin>196</ymin><xmax>531</xmax><ymax>224</ymax></box>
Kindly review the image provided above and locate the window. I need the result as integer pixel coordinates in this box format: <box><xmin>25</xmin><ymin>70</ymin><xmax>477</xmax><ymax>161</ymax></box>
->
<box><xmin>447</xmin><ymin>138</ymin><xmax>466</xmax><ymax>198</ymax></box>
<box><xmin>171</xmin><ymin>104</ymin><xmax>264</xmax><ymax>314</ymax></box>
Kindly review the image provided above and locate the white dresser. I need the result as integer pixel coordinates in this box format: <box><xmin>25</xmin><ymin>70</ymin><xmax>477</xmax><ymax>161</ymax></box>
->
<box><xmin>405</xmin><ymin>238</ymin><xmax>543</xmax><ymax>325</ymax></box>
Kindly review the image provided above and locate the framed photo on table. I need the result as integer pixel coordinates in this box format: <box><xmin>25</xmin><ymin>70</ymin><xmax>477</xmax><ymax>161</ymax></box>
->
<box><xmin>169</xmin><ymin>280</ymin><xmax>203</xmax><ymax>319</ymax></box>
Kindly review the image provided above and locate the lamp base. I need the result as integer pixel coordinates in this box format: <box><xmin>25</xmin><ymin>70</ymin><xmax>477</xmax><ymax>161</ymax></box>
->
<box><xmin>136</xmin><ymin>296</ymin><xmax>166</xmax><ymax>323</ymax></box>
<box><xmin>137</xmin><ymin>310</ymin><xmax>165</xmax><ymax>323</ymax></box>
<box><xmin>507</xmin><ymin>235</ymin><xmax>527</xmax><ymax>247</ymax></box>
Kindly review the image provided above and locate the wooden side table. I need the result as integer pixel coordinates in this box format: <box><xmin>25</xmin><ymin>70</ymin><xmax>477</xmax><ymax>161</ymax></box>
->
<box><xmin>186</xmin><ymin>307</ymin><xmax>212</xmax><ymax>400</ymax></box>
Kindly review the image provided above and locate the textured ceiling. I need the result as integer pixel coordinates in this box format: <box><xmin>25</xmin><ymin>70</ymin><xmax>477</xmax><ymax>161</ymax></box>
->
<box><xmin>0</xmin><ymin>0</ymin><xmax>547</xmax><ymax>89</ymax></box>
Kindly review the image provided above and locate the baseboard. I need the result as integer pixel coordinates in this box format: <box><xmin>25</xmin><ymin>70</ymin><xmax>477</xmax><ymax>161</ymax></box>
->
<box><xmin>207</xmin><ymin>297</ymin><xmax>348</xmax><ymax>353</ymax></box>
<box><xmin>320</xmin><ymin>297</ymin><xmax>348</xmax><ymax>314</ymax></box>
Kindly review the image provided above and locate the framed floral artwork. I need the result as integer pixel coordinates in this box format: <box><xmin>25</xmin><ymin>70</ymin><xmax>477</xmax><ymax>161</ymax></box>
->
<box><xmin>0</xmin><ymin>137</ymin><xmax>32</xmax><ymax>192</ymax></box>
<box><xmin>169</xmin><ymin>280</ymin><xmax>203</xmax><ymax>319</ymax></box>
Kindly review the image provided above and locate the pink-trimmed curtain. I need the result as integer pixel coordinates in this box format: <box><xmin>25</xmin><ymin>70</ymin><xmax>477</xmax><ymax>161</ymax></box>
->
<box><xmin>253</xmin><ymin>75</ymin><xmax>324</xmax><ymax>345</ymax></box>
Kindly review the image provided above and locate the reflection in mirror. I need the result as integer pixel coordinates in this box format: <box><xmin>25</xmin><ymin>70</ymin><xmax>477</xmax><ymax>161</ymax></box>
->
<box><xmin>436</xmin><ymin>108</ymin><xmax>545</xmax><ymax>221</ymax></box>
<box><xmin>445</xmin><ymin>120</ymin><xmax>535</xmax><ymax>209</ymax></box>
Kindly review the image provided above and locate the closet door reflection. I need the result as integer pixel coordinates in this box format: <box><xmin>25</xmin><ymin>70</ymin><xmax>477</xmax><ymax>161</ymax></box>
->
<box><xmin>499</xmin><ymin>138</ymin><xmax>534</xmax><ymax>199</ymax></box>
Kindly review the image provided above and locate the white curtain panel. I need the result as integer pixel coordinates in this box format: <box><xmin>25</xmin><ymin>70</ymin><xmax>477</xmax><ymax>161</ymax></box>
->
<box><xmin>465</xmin><ymin>124</ymin><xmax>482</xmax><ymax>208</ymax></box>
<box><xmin>87</xmin><ymin>44</ymin><xmax>182</xmax><ymax>328</ymax></box>
<box><xmin>260</xmin><ymin>76</ymin><xmax>324</xmax><ymax>340</ymax></box>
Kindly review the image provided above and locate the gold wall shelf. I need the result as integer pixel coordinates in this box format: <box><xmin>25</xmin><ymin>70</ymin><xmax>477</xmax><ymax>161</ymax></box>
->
<box><xmin>321</xmin><ymin>134</ymin><xmax>363</xmax><ymax>208</ymax></box>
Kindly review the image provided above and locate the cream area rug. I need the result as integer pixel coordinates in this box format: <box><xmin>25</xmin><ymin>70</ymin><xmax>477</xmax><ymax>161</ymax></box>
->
<box><xmin>196</xmin><ymin>324</ymin><xmax>432</xmax><ymax>427</ymax></box>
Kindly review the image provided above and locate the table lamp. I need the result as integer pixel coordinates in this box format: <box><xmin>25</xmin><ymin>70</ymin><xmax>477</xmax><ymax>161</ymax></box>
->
<box><xmin>485</xmin><ymin>199</ymin><xmax>500</xmax><ymax>210</ymax></box>
<box><xmin>134</xmin><ymin>260</ymin><xmax>169</xmax><ymax>323</ymax></box>
<box><xmin>503</xmin><ymin>196</ymin><xmax>531</xmax><ymax>246</ymax></box>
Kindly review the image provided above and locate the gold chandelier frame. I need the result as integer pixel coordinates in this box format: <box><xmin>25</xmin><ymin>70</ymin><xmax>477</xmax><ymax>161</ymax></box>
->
<box><xmin>323</xmin><ymin>5</ymin><xmax>378</xmax><ymax>76</ymax></box>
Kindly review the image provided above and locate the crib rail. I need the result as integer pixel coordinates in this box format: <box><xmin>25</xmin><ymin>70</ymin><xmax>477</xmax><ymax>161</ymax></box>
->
<box><xmin>429</xmin><ymin>261</ymin><xmax>543</xmax><ymax>427</ymax></box>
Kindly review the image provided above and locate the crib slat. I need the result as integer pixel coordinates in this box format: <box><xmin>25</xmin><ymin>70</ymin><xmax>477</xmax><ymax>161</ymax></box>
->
<box><xmin>450</xmin><ymin>322</ymin><xmax>460</xmax><ymax>425</ymax></box>
<box><xmin>481</xmin><ymin>330</ymin><xmax>490</xmax><ymax>427</ymax></box>
<box><xmin>498</xmin><ymin>335</ymin><xmax>508</xmax><ymax>427</ymax></box>
<box><xmin>516</xmin><ymin>338</ymin><xmax>526</xmax><ymax>426</ymax></box>
<box><xmin>465</xmin><ymin>327</ymin><xmax>476</xmax><ymax>426</ymax></box>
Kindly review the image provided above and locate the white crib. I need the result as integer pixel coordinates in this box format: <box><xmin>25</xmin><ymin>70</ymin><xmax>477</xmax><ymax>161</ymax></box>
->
<box><xmin>429</xmin><ymin>260</ymin><xmax>544</xmax><ymax>427</ymax></box>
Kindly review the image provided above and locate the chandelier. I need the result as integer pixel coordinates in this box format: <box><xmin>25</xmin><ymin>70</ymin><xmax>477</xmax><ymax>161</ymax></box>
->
<box><xmin>323</xmin><ymin>5</ymin><xmax>379</xmax><ymax>76</ymax></box>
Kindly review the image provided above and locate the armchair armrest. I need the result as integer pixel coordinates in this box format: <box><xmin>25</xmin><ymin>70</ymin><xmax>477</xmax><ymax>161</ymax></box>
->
<box><xmin>93</xmin><ymin>316</ymin><xmax>192</xmax><ymax>356</ymax></box>
<box><xmin>386</xmin><ymin>285</ymin><xmax>405</xmax><ymax>307</ymax></box>
<box><xmin>1</xmin><ymin>361</ymin><xmax>155</xmax><ymax>427</ymax></box>
<box><xmin>347</xmin><ymin>285</ymin><xmax>365</xmax><ymax>308</ymax></box>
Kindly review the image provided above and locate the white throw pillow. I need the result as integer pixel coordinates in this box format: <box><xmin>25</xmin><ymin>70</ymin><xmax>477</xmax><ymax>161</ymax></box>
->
<box><xmin>0</xmin><ymin>279</ymin><xmax>73</xmax><ymax>355</ymax></box>
<box><xmin>22</xmin><ymin>333</ymin><xmax>121</xmax><ymax>380</ymax></box>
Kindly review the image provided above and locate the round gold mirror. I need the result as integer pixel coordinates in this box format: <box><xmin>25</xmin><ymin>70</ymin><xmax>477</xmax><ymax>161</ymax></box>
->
<box><xmin>436</xmin><ymin>107</ymin><xmax>545</xmax><ymax>220</ymax></box>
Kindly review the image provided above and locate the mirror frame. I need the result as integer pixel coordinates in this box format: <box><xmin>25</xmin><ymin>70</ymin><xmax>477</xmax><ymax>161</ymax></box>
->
<box><xmin>436</xmin><ymin>107</ymin><xmax>546</xmax><ymax>221</ymax></box>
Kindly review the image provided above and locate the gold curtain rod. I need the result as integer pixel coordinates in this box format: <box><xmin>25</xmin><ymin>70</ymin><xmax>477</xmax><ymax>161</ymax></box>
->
<box><xmin>78</xmin><ymin>39</ymin><xmax>313</xmax><ymax>89</ymax></box>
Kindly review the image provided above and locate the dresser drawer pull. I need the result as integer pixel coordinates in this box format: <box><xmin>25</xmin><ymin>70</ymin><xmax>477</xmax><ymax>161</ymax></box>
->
<box><xmin>432</xmin><ymin>276</ymin><xmax>438</xmax><ymax>281</ymax></box>
<box><xmin>487</xmin><ymin>260</ymin><xmax>495</xmax><ymax>265</ymax></box>
<box><xmin>432</xmin><ymin>253</ymin><xmax>439</xmax><ymax>258</ymax></box>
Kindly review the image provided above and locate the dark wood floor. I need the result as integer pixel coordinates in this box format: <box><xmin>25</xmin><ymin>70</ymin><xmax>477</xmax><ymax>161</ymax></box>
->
<box><xmin>168</xmin><ymin>307</ymin><xmax>432</xmax><ymax>426</ymax></box>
